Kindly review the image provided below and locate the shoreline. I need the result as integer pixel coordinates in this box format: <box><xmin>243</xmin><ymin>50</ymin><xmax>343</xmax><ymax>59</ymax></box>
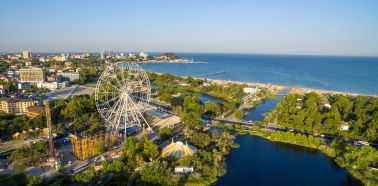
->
<box><xmin>150</xmin><ymin>71</ymin><xmax>377</xmax><ymax>97</ymax></box>
<box><xmin>136</xmin><ymin>61</ymin><xmax>208</xmax><ymax>64</ymax></box>
<box><xmin>215</xmin><ymin>130</ymin><xmax>364</xmax><ymax>185</ymax></box>
<box><xmin>242</xmin><ymin>130</ymin><xmax>368</xmax><ymax>185</ymax></box>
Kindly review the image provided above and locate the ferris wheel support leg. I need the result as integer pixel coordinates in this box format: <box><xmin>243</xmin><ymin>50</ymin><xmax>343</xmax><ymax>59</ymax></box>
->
<box><xmin>127</xmin><ymin>94</ymin><xmax>154</xmax><ymax>133</ymax></box>
<box><xmin>124</xmin><ymin>96</ymin><xmax>128</xmax><ymax>142</ymax></box>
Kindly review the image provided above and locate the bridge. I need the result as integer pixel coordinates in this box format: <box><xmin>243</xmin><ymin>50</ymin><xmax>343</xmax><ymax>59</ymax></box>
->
<box><xmin>42</xmin><ymin>85</ymin><xmax>377</xmax><ymax>149</ymax></box>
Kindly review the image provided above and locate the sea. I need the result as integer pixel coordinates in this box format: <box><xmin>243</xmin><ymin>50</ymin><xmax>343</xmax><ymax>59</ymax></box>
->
<box><xmin>141</xmin><ymin>53</ymin><xmax>378</xmax><ymax>95</ymax></box>
<box><xmin>141</xmin><ymin>53</ymin><xmax>374</xmax><ymax>185</ymax></box>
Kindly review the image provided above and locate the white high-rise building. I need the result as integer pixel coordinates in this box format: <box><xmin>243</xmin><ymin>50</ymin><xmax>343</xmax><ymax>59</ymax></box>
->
<box><xmin>22</xmin><ymin>51</ymin><xmax>32</xmax><ymax>59</ymax></box>
<box><xmin>139</xmin><ymin>51</ymin><xmax>148</xmax><ymax>60</ymax></box>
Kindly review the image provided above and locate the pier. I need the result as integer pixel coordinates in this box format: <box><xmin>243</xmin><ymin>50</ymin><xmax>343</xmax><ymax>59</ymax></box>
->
<box><xmin>197</xmin><ymin>71</ymin><xmax>226</xmax><ymax>77</ymax></box>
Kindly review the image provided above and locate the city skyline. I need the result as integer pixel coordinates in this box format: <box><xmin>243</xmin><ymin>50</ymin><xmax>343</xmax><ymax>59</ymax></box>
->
<box><xmin>1</xmin><ymin>0</ymin><xmax>378</xmax><ymax>56</ymax></box>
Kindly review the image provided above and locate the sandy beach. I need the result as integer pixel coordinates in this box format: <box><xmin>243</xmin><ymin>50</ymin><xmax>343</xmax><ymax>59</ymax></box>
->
<box><xmin>153</xmin><ymin>72</ymin><xmax>376</xmax><ymax>97</ymax></box>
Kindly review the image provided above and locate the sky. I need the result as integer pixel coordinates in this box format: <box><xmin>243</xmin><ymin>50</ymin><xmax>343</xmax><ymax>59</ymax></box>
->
<box><xmin>0</xmin><ymin>0</ymin><xmax>378</xmax><ymax>56</ymax></box>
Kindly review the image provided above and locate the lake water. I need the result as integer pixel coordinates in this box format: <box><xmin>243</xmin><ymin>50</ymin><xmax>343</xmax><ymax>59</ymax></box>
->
<box><xmin>142</xmin><ymin>53</ymin><xmax>368</xmax><ymax>185</ymax></box>
<box><xmin>141</xmin><ymin>53</ymin><xmax>378</xmax><ymax>95</ymax></box>
<box><xmin>197</xmin><ymin>93</ymin><xmax>225</xmax><ymax>104</ymax></box>
<box><xmin>216</xmin><ymin>135</ymin><xmax>361</xmax><ymax>186</ymax></box>
<box><xmin>217</xmin><ymin>94</ymin><xmax>361</xmax><ymax>185</ymax></box>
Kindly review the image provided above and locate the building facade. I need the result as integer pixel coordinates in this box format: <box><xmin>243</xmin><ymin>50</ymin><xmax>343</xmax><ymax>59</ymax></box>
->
<box><xmin>22</xmin><ymin>51</ymin><xmax>32</xmax><ymax>59</ymax></box>
<box><xmin>57</xmin><ymin>72</ymin><xmax>80</xmax><ymax>82</ymax></box>
<box><xmin>69</xmin><ymin>132</ymin><xmax>118</xmax><ymax>160</ymax></box>
<box><xmin>0</xmin><ymin>98</ymin><xmax>40</xmax><ymax>114</ymax></box>
<box><xmin>20</xmin><ymin>68</ymin><xmax>46</xmax><ymax>83</ymax></box>
<box><xmin>26</xmin><ymin>105</ymin><xmax>45</xmax><ymax>118</ymax></box>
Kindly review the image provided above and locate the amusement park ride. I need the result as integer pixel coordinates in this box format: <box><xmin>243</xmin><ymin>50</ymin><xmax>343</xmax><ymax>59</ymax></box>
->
<box><xmin>44</xmin><ymin>100</ymin><xmax>61</xmax><ymax>170</ymax></box>
<box><xmin>95</xmin><ymin>62</ymin><xmax>153</xmax><ymax>141</ymax></box>
<box><xmin>46</xmin><ymin>62</ymin><xmax>153</xmax><ymax>168</ymax></box>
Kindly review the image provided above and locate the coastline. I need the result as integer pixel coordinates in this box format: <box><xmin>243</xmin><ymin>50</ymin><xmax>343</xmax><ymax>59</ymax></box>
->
<box><xmin>198</xmin><ymin>77</ymin><xmax>377</xmax><ymax>97</ymax></box>
<box><xmin>136</xmin><ymin>60</ymin><xmax>208</xmax><ymax>64</ymax></box>
<box><xmin>151</xmin><ymin>71</ymin><xmax>377</xmax><ymax>97</ymax></box>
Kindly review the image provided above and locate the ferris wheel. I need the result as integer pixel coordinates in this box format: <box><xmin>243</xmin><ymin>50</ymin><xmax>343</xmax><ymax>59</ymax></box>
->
<box><xmin>95</xmin><ymin>62</ymin><xmax>152</xmax><ymax>141</ymax></box>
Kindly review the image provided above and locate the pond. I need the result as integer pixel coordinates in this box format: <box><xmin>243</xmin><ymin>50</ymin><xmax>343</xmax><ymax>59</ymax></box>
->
<box><xmin>216</xmin><ymin>135</ymin><xmax>361</xmax><ymax>186</ymax></box>
<box><xmin>197</xmin><ymin>93</ymin><xmax>225</xmax><ymax>104</ymax></box>
<box><xmin>217</xmin><ymin>88</ymin><xmax>361</xmax><ymax>186</ymax></box>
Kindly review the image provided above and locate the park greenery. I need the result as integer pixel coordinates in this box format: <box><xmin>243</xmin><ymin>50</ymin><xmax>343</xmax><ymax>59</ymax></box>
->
<box><xmin>265</xmin><ymin>92</ymin><xmax>378</xmax><ymax>142</ymax></box>
<box><xmin>8</xmin><ymin>141</ymin><xmax>49</xmax><ymax>171</ymax></box>
<box><xmin>0</xmin><ymin>94</ymin><xmax>104</xmax><ymax>141</ymax></box>
<box><xmin>0</xmin><ymin>173</ymin><xmax>44</xmax><ymax>186</ymax></box>
<box><xmin>148</xmin><ymin>73</ymin><xmax>246</xmax><ymax>118</ymax></box>
<box><xmin>158</xmin><ymin>127</ymin><xmax>173</xmax><ymax>140</ymax></box>
<box><xmin>331</xmin><ymin>141</ymin><xmax>378</xmax><ymax>186</ymax></box>
<box><xmin>0</xmin><ymin>112</ymin><xmax>46</xmax><ymax>139</ymax></box>
<box><xmin>42</xmin><ymin>81</ymin><xmax>237</xmax><ymax>185</ymax></box>
<box><xmin>22</xmin><ymin>128</ymin><xmax>236</xmax><ymax>185</ymax></box>
<box><xmin>0</xmin><ymin>80</ymin><xmax>17</xmax><ymax>92</ymax></box>
<box><xmin>259</xmin><ymin>91</ymin><xmax>378</xmax><ymax>185</ymax></box>
<box><xmin>2</xmin><ymin>69</ymin><xmax>376</xmax><ymax>185</ymax></box>
<box><xmin>248</xmin><ymin>129</ymin><xmax>378</xmax><ymax>185</ymax></box>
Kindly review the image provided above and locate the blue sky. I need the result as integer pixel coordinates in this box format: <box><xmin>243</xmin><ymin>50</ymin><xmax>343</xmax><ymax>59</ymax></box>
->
<box><xmin>0</xmin><ymin>0</ymin><xmax>377</xmax><ymax>56</ymax></box>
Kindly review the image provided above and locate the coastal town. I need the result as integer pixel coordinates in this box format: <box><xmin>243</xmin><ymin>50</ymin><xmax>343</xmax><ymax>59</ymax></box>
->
<box><xmin>2</xmin><ymin>1</ymin><xmax>378</xmax><ymax>185</ymax></box>
<box><xmin>0</xmin><ymin>50</ymin><xmax>377</xmax><ymax>185</ymax></box>
<box><xmin>0</xmin><ymin>50</ymin><xmax>273</xmax><ymax>184</ymax></box>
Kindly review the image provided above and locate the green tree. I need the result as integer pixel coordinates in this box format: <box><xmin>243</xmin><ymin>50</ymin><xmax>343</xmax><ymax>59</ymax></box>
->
<box><xmin>139</xmin><ymin>161</ymin><xmax>178</xmax><ymax>186</ymax></box>
<box><xmin>190</xmin><ymin>132</ymin><xmax>211</xmax><ymax>148</ymax></box>
<box><xmin>182</xmin><ymin>112</ymin><xmax>203</xmax><ymax>130</ymax></box>
<box><xmin>158</xmin><ymin>127</ymin><xmax>173</xmax><ymax>140</ymax></box>
<box><xmin>234</xmin><ymin>109</ymin><xmax>244</xmax><ymax>120</ymax></box>
<box><xmin>142</xmin><ymin>139</ymin><xmax>159</xmax><ymax>161</ymax></box>
<box><xmin>204</xmin><ymin>102</ymin><xmax>222</xmax><ymax>117</ymax></box>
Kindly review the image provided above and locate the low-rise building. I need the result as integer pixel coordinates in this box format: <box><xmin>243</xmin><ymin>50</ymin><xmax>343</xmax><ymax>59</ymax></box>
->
<box><xmin>64</xmin><ymin>61</ymin><xmax>73</xmax><ymax>67</ymax></box>
<box><xmin>0</xmin><ymin>98</ymin><xmax>40</xmax><ymax>114</ymax></box>
<box><xmin>324</xmin><ymin>104</ymin><xmax>332</xmax><ymax>109</ymax></box>
<box><xmin>47</xmin><ymin>75</ymin><xmax>61</xmax><ymax>82</ymax></box>
<box><xmin>243</xmin><ymin>86</ymin><xmax>259</xmax><ymax>94</ymax></box>
<box><xmin>37</xmin><ymin>81</ymin><xmax>58</xmax><ymax>90</ymax></box>
<box><xmin>339</xmin><ymin>122</ymin><xmax>349</xmax><ymax>131</ymax></box>
<box><xmin>27</xmin><ymin>105</ymin><xmax>45</xmax><ymax>118</ymax></box>
<box><xmin>25</xmin><ymin>61</ymin><xmax>32</xmax><ymax>66</ymax></box>
<box><xmin>0</xmin><ymin>85</ymin><xmax>6</xmax><ymax>96</ymax></box>
<box><xmin>174</xmin><ymin>166</ymin><xmax>194</xmax><ymax>174</ymax></box>
<box><xmin>296</xmin><ymin>98</ymin><xmax>303</xmax><ymax>109</ymax></box>
<box><xmin>18</xmin><ymin>82</ymin><xmax>30</xmax><ymax>89</ymax></box>
<box><xmin>139</xmin><ymin>51</ymin><xmax>149</xmax><ymax>60</ymax></box>
<box><xmin>57</xmin><ymin>72</ymin><xmax>80</xmax><ymax>82</ymax></box>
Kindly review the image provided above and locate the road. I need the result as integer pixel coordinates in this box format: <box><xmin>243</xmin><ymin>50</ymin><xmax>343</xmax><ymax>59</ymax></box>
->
<box><xmin>213</xmin><ymin>118</ymin><xmax>377</xmax><ymax>148</ymax></box>
<box><xmin>148</xmin><ymin>101</ymin><xmax>377</xmax><ymax>149</ymax></box>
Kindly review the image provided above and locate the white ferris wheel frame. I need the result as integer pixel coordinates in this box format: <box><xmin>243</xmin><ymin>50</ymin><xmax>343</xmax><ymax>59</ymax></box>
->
<box><xmin>95</xmin><ymin>62</ymin><xmax>153</xmax><ymax>141</ymax></box>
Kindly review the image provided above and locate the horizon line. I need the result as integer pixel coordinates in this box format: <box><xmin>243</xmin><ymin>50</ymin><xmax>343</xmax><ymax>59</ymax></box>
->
<box><xmin>1</xmin><ymin>51</ymin><xmax>378</xmax><ymax>58</ymax></box>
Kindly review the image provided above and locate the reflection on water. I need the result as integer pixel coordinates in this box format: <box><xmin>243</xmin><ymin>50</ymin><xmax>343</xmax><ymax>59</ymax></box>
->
<box><xmin>216</xmin><ymin>135</ymin><xmax>362</xmax><ymax>186</ymax></box>
<box><xmin>217</xmin><ymin>88</ymin><xmax>361</xmax><ymax>186</ymax></box>
<box><xmin>197</xmin><ymin>93</ymin><xmax>225</xmax><ymax>104</ymax></box>
<box><xmin>244</xmin><ymin>88</ymin><xmax>290</xmax><ymax>121</ymax></box>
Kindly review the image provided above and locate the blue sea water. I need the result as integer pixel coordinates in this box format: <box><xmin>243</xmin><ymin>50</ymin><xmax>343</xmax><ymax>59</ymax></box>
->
<box><xmin>141</xmin><ymin>53</ymin><xmax>378</xmax><ymax>95</ymax></box>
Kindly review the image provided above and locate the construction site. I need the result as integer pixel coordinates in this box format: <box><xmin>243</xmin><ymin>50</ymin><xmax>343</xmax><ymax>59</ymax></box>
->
<box><xmin>69</xmin><ymin>132</ymin><xmax>118</xmax><ymax>160</ymax></box>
